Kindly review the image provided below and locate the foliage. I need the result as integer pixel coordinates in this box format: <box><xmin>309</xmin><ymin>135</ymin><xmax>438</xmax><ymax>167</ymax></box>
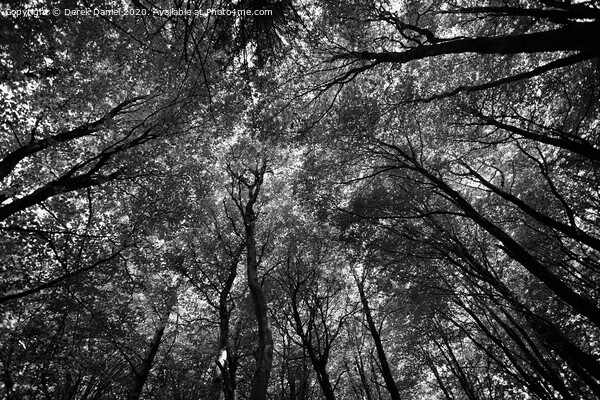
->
<box><xmin>2</xmin><ymin>0</ymin><xmax>600</xmax><ymax>399</ymax></box>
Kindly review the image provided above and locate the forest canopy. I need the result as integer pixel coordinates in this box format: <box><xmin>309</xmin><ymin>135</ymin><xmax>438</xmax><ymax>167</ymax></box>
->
<box><xmin>1</xmin><ymin>0</ymin><xmax>600</xmax><ymax>399</ymax></box>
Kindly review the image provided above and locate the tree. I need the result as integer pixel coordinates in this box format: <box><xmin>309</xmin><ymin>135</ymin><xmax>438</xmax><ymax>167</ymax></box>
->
<box><xmin>226</xmin><ymin>142</ymin><xmax>274</xmax><ymax>400</ymax></box>
<box><xmin>275</xmin><ymin>235</ymin><xmax>356</xmax><ymax>400</ymax></box>
<box><xmin>3</xmin><ymin>0</ymin><xmax>600</xmax><ymax>398</ymax></box>
<box><xmin>322</xmin><ymin>1</ymin><xmax>600</xmax><ymax>97</ymax></box>
<box><xmin>354</xmin><ymin>272</ymin><xmax>402</xmax><ymax>400</ymax></box>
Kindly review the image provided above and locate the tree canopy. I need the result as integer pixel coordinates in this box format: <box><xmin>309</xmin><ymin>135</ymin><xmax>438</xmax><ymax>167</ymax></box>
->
<box><xmin>2</xmin><ymin>0</ymin><xmax>600</xmax><ymax>399</ymax></box>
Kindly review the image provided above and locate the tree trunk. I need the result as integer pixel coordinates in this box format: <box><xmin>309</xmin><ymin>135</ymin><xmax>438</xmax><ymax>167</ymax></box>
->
<box><xmin>246</xmin><ymin>220</ymin><xmax>274</xmax><ymax>400</ymax></box>
<box><xmin>355</xmin><ymin>355</ymin><xmax>374</xmax><ymax>400</ymax></box>
<box><xmin>238</xmin><ymin>165</ymin><xmax>273</xmax><ymax>400</ymax></box>
<box><xmin>127</xmin><ymin>313</ymin><xmax>169</xmax><ymax>400</ymax></box>
<box><xmin>208</xmin><ymin>256</ymin><xmax>240</xmax><ymax>400</ymax></box>
<box><xmin>290</xmin><ymin>289</ymin><xmax>336</xmax><ymax>400</ymax></box>
<box><xmin>339</xmin><ymin>22</ymin><xmax>600</xmax><ymax>64</ymax></box>
<box><xmin>127</xmin><ymin>264</ymin><xmax>181</xmax><ymax>400</ymax></box>
<box><xmin>385</xmin><ymin>143</ymin><xmax>600</xmax><ymax>329</ymax></box>
<box><xmin>355</xmin><ymin>277</ymin><xmax>402</xmax><ymax>400</ymax></box>
<box><xmin>314</xmin><ymin>365</ymin><xmax>336</xmax><ymax>400</ymax></box>
<box><xmin>439</xmin><ymin>233</ymin><xmax>600</xmax><ymax>395</ymax></box>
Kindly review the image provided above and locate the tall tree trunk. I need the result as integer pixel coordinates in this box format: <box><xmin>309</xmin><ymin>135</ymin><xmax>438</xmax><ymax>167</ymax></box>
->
<box><xmin>246</xmin><ymin>214</ymin><xmax>273</xmax><ymax>400</ymax></box>
<box><xmin>313</xmin><ymin>364</ymin><xmax>336</xmax><ymax>400</ymax></box>
<box><xmin>208</xmin><ymin>254</ymin><xmax>240</xmax><ymax>400</ymax></box>
<box><xmin>355</xmin><ymin>354</ymin><xmax>374</xmax><ymax>400</ymax></box>
<box><xmin>290</xmin><ymin>289</ymin><xmax>336</xmax><ymax>400</ymax></box>
<box><xmin>236</xmin><ymin>163</ymin><xmax>273</xmax><ymax>400</ymax></box>
<box><xmin>127</xmin><ymin>309</ymin><xmax>171</xmax><ymax>400</ymax></box>
<box><xmin>355</xmin><ymin>276</ymin><xmax>402</xmax><ymax>400</ymax></box>
<box><xmin>424</xmin><ymin>355</ymin><xmax>455</xmax><ymax>400</ymax></box>
<box><xmin>127</xmin><ymin>259</ymin><xmax>181</xmax><ymax>400</ymax></box>
<box><xmin>384</xmin><ymin>143</ymin><xmax>600</xmax><ymax>329</ymax></box>
<box><xmin>338</xmin><ymin>22</ymin><xmax>600</xmax><ymax>64</ymax></box>
<box><xmin>439</xmin><ymin>225</ymin><xmax>600</xmax><ymax>386</ymax></box>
